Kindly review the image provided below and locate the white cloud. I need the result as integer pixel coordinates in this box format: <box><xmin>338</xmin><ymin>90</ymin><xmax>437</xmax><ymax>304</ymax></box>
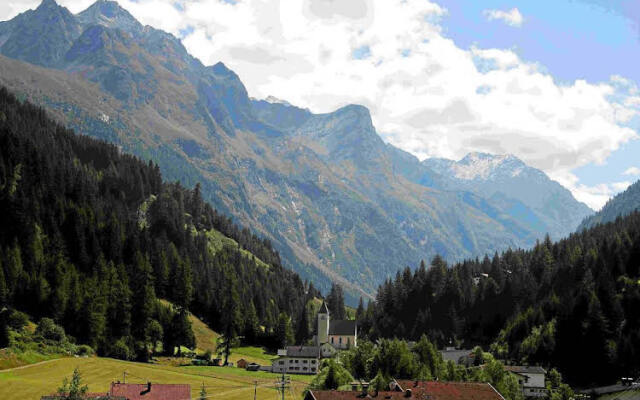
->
<box><xmin>1</xmin><ymin>0</ymin><xmax>639</xmax><ymax>210</ymax></box>
<box><xmin>623</xmin><ymin>166</ymin><xmax>640</xmax><ymax>176</ymax></box>
<box><xmin>483</xmin><ymin>8</ymin><xmax>524</xmax><ymax>27</ymax></box>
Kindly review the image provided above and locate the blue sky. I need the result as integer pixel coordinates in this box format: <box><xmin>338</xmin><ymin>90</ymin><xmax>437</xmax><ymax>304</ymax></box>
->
<box><xmin>438</xmin><ymin>0</ymin><xmax>640</xmax><ymax>195</ymax></box>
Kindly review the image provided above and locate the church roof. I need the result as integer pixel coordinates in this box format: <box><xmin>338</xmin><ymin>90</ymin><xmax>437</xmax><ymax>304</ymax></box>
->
<box><xmin>329</xmin><ymin>320</ymin><xmax>356</xmax><ymax>335</ymax></box>
<box><xmin>319</xmin><ymin>301</ymin><xmax>329</xmax><ymax>314</ymax></box>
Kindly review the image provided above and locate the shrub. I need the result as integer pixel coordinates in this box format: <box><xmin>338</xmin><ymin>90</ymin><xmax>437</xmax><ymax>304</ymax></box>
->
<box><xmin>110</xmin><ymin>338</ymin><xmax>132</xmax><ymax>361</ymax></box>
<box><xmin>36</xmin><ymin>318</ymin><xmax>66</xmax><ymax>342</ymax></box>
<box><xmin>7</xmin><ymin>310</ymin><xmax>29</xmax><ymax>331</ymax></box>
<box><xmin>75</xmin><ymin>345</ymin><xmax>94</xmax><ymax>357</ymax></box>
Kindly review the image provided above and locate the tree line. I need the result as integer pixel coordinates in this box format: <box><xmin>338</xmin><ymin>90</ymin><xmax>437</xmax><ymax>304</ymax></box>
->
<box><xmin>0</xmin><ymin>87</ymin><xmax>315</xmax><ymax>360</ymax></box>
<box><xmin>358</xmin><ymin>212</ymin><xmax>640</xmax><ymax>386</ymax></box>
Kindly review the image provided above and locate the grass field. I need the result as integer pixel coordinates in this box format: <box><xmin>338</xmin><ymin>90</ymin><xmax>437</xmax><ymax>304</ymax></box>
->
<box><xmin>0</xmin><ymin>357</ymin><xmax>313</xmax><ymax>400</ymax></box>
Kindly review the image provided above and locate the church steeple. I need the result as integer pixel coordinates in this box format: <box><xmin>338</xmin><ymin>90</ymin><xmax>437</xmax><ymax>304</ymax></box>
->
<box><xmin>319</xmin><ymin>300</ymin><xmax>329</xmax><ymax>315</ymax></box>
<box><xmin>317</xmin><ymin>300</ymin><xmax>330</xmax><ymax>345</ymax></box>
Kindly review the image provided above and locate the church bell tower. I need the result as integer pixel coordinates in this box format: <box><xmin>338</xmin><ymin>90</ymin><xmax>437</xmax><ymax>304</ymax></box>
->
<box><xmin>317</xmin><ymin>301</ymin><xmax>330</xmax><ymax>345</ymax></box>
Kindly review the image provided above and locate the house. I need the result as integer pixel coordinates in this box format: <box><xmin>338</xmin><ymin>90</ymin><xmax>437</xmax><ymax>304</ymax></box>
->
<box><xmin>305</xmin><ymin>379</ymin><xmax>506</xmax><ymax>400</ymax></box>
<box><xmin>505</xmin><ymin>366</ymin><xmax>547</xmax><ymax>398</ymax></box>
<box><xmin>246</xmin><ymin>363</ymin><xmax>261</xmax><ymax>371</ymax></box>
<box><xmin>316</xmin><ymin>301</ymin><xmax>357</xmax><ymax>350</ymax></box>
<box><xmin>272</xmin><ymin>346</ymin><xmax>320</xmax><ymax>375</ymax></box>
<box><xmin>42</xmin><ymin>382</ymin><xmax>190</xmax><ymax>400</ymax></box>
<box><xmin>109</xmin><ymin>382</ymin><xmax>191</xmax><ymax>400</ymax></box>
<box><xmin>236</xmin><ymin>358</ymin><xmax>249</xmax><ymax>369</ymax></box>
<box><xmin>439</xmin><ymin>347</ymin><xmax>474</xmax><ymax>366</ymax></box>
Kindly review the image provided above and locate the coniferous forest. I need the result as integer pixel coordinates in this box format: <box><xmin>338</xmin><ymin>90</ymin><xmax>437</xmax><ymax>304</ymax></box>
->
<box><xmin>361</xmin><ymin>214</ymin><xmax>640</xmax><ymax>386</ymax></box>
<box><xmin>0</xmin><ymin>87</ymin><xmax>315</xmax><ymax>360</ymax></box>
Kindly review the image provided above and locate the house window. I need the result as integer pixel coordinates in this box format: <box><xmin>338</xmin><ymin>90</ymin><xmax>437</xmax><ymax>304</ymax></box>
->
<box><xmin>279</xmin><ymin>361</ymin><xmax>284</xmax><ymax>365</ymax></box>
<box><xmin>303</xmin><ymin>367</ymin><xmax>308</xmax><ymax>371</ymax></box>
<box><xmin>339</xmin><ymin>337</ymin><xmax>342</xmax><ymax>344</ymax></box>
<box><xmin>311</xmin><ymin>368</ymin><xmax>316</xmax><ymax>372</ymax></box>
<box><xmin>331</xmin><ymin>337</ymin><xmax>334</xmax><ymax>344</ymax></box>
<box><xmin>303</xmin><ymin>360</ymin><xmax>308</xmax><ymax>364</ymax></box>
<box><xmin>311</xmin><ymin>360</ymin><xmax>316</xmax><ymax>364</ymax></box>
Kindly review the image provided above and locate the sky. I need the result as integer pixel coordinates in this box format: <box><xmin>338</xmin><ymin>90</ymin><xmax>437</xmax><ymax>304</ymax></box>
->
<box><xmin>2</xmin><ymin>0</ymin><xmax>640</xmax><ymax>210</ymax></box>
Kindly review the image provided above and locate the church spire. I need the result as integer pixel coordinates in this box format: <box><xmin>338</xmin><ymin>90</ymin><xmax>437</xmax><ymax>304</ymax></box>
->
<box><xmin>319</xmin><ymin>300</ymin><xmax>329</xmax><ymax>315</ymax></box>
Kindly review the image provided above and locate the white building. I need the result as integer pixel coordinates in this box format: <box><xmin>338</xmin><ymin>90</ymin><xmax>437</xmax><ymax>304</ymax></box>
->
<box><xmin>316</xmin><ymin>301</ymin><xmax>357</xmax><ymax>350</ymax></box>
<box><xmin>272</xmin><ymin>346</ymin><xmax>321</xmax><ymax>375</ymax></box>
<box><xmin>505</xmin><ymin>366</ymin><xmax>547</xmax><ymax>398</ymax></box>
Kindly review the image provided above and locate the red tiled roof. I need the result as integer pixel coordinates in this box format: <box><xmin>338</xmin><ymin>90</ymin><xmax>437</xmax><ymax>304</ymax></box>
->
<box><xmin>396</xmin><ymin>380</ymin><xmax>505</xmax><ymax>400</ymax></box>
<box><xmin>109</xmin><ymin>383</ymin><xmax>191</xmax><ymax>400</ymax></box>
<box><xmin>308</xmin><ymin>381</ymin><xmax>505</xmax><ymax>400</ymax></box>
<box><xmin>307</xmin><ymin>390</ymin><xmax>405</xmax><ymax>400</ymax></box>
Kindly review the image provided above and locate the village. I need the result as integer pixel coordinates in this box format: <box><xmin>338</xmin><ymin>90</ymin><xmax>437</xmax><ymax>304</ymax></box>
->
<box><xmin>36</xmin><ymin>302</ymin><xmax>637</xmax><ymax>400</ymax></box>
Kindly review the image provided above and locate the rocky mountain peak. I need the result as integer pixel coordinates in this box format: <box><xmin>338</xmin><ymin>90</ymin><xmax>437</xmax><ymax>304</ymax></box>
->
<box><xmin>37</xmin><ymin>0</ymin><xmax>60</xmax><ymax>10</ymax></box>
<box><xmin>77</xmin><ymin>0</ymin><xmax>143</xmax><ymax>35</ymax></box>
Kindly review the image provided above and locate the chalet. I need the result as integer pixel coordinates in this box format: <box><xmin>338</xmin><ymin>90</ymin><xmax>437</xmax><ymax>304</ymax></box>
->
<box><xmin>236</xmin><ymin>358</ymin><xmax>249</xmax><ymax>369</ymax></box>
<box><xmin>272</xmin><ymin>346</ymin><xmax>321</xmax><ymax>375</ymax></box>
<box><xmin>316</xmin><ymin>301</ymin><xmax>357</xmax><ymax>350</ymax></box>
<box><xmin>305</xmin><ymin>379</ymin><xmax>506</xmax><ymax>400</ymax></box>
<box><xmin>42</xmin><ymin>382</ymin><xmax>190</xmax><ymax>400</ymax></box>
<box><xmin>505</xmin><ymin>366</ymin><xmax>547</xmax><ymax>398</ymax></box>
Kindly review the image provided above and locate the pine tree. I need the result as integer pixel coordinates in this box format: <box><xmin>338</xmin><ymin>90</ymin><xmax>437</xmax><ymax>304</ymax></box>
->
<box><xmin>57</xmin><ymin>368</ymin><xmax>88</xmax><ymax>400</ymax></box>
<box><xmin>295</xmin><ymin>305</ymin><xmax>310</xmax><ymax>345</ymax></box>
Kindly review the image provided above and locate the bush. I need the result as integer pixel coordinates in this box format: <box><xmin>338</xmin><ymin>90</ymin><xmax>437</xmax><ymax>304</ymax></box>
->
<box><xmin>36</xmin><ymin>318</ymin><xmax>66</xmax><ymax>342</ymax></box>
<box><xmin>7</xmin><ymin>310</ymin><xmax>29</xmax><ymax>331</ymax></box>
<box><xmin>75</xmin><ymin>345</ymin><xmax>94</xmax><ymax>357</ymax></box>
<box><xmin>110</xmin><ymin>338</ymin><xmax>133</xmax><ymax>361</ymax></box>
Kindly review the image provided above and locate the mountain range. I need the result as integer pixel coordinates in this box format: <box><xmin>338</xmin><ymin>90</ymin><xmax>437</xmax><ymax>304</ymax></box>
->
<box><xmin>0</xmin><ymin>0</ymin><xmax>593</xmax><ymax>298</ymax></box>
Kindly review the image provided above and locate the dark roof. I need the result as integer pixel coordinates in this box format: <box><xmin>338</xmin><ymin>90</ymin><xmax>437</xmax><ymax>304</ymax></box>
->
<box><xmin>285</xmin><ymin>346</ymin><xmax>320</xmax><ymax>358</ymax></box>
<box><xmin>580</xmin><ymin>384</ymin><xmax>640</xmax><ymax>396</ymax></box>
<box><xmin>319</xmin><ymin>301</ymin><xmax>329</xmax><ymax>314</ymax></box>
<box><xmin>109</xmin><ymin>383</ymin><xmax>190</xmax><ymax>400</ymax></box>
<box><xmin>308</xmin><ymin>381</ymin><xmax>505</xmax><ymax>400</ymax></box>
<box><xmin>329</xmin><ymin>319</ymin><xmax>356</xmax><ymax>335</ymax></box>
<box><xmin>504</xmin><ymin>366</ymin><xmax>546</xmax><ymax>374</ymax></box>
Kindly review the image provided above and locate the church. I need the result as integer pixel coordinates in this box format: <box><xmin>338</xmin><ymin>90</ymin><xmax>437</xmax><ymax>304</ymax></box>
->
<box><xmin>272</xmin><ymin>301</ymin><xmax>357</xmax><ymax>374</ymax></box>
<box><xmin>316</xmin><ymin>301</ymin><xmax>357</xmax><ymax>349</ymax></box>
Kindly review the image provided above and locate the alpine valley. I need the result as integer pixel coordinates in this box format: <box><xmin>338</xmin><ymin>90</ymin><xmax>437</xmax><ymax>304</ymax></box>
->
<box><xmin>0</xmin><ymin>0</ymin><xmax>593</xmax><ymax>299</ymax></box>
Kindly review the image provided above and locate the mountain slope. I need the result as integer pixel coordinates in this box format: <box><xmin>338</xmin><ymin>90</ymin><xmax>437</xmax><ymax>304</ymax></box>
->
<box><xmin>0</xmin><ymin>0</ymin><xmax>591</xmax><ymax>298</ymax></box>
<box><xmin>0</xmin><ymin>86</ymin><xmax>309</xmax><ymax>359</ymax></box>
<box><xmin>423</xmin><ymin>152</ymin><xmax>593</xmax><ymax>240</ymax></box>
<box><xmin>578</xmin><ymin>179</ymin><xmax>640</xmax><ymax>230</ymax></box>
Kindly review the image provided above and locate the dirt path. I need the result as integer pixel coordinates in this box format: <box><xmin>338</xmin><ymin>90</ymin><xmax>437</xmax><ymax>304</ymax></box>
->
<box><xmin>0</xmin><ymin>357</ymin><xmax>67</xmax><ymax>372</ymax></box>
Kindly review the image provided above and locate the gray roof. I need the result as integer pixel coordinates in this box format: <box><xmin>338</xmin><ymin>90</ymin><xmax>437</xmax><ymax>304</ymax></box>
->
<box><xmin>439</xmin><ymin>349</ymin><xmax>473</xmax><ymax>363</ymax></box>
<box><xmin>580</xmin><ymin>384</ymin><xmax>640</xmax><ymax>396</ymax></box>
<box><xmin>505</xmin><ymin>366</ymin><xmax>546</xmax><ymax>374</ymax></box>
<box><xmin>329</xmin><ymin>320</ymin><xmax>356</xmax><ymax>335</ymax></box>
<box><xmin>319</xmin><ymin>301</ymin><xmax>329</xmax><ymax>314</ymax></box>
<box><xmin>286</xmin><ymin>346</ymin><xmax>320</xmax><ymax>358</ymax></box>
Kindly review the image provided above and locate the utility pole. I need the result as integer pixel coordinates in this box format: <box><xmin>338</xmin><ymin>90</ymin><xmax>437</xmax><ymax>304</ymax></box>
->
<box><xmin>253</xmin><ymin>380</ymin><xmax>257</xmax><ymax>400</ymax></box>
<box><xmin>275</xmin><ymin>372</ymin><xmax>290</xmax><ymax>400</ymax></box>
